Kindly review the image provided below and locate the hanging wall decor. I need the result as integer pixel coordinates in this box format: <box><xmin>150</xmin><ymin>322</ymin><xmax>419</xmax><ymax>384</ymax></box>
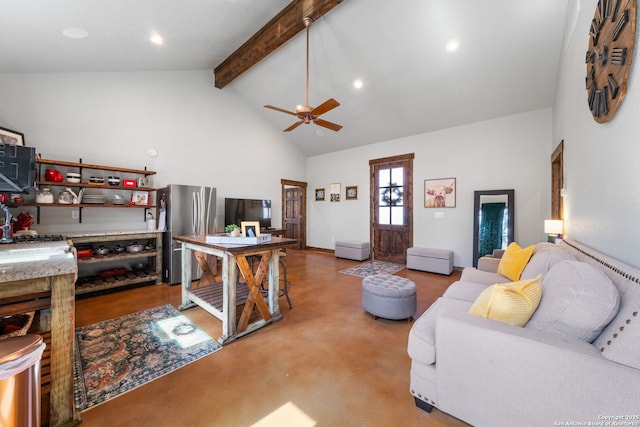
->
<box><xmin>0</xmin><ymin>127</ymin><xmax>24</xmax><ymax>146</ymax></box>
<box><xmin>585</xmin><ymin>0</ymin><xmax>636</xmax><ymax>122</ymax></box>
<box><xmin>329</xmin><ymin>183</ymin><xmax>341</xmax><ymax>202</ymax></box>
<box><xmin>345</xmin><ymin>185</ymin><xmax>358</xmax><ymax>200</ymax></box>
<box><xmin>424</xmin><ymin>178</ymin><xmax>456</xmax><ymax>208</ymax></box>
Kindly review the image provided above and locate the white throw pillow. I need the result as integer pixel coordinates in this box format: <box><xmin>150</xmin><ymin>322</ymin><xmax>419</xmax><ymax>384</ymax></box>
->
<box><xmin>525</xmin><ymin>260</ymin><xmax>620</xmax><ymax>343</ymax></box>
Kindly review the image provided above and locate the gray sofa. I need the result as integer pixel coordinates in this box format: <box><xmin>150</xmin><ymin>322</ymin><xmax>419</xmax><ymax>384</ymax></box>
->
<box><xmin>407</xmin><ymin>239</ymin><xmax>640</xmax><ymax>426</ymax></box>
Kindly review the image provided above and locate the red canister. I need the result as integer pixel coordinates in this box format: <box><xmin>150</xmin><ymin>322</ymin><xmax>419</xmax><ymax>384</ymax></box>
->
<box><xmin>44</xmin><ymin>169</ymin><xmax>63</xmax><ymax>182</ymax></box>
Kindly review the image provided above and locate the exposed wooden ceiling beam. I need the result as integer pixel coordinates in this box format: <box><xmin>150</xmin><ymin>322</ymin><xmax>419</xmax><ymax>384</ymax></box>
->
<box><xmin>213</xmin><ymin>0</ymin><xmax>343</xmax><ymax>89</ymax></box>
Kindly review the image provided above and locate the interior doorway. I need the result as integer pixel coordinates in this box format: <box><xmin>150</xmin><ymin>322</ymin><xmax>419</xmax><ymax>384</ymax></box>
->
<box><xmin>281</xmin><ymin>179</ymin><xmax>307</xmax><ymax>250</ymax></box>
<box><xmin>551</xmin><ymin>140</ymin><xmax>564</xmax><ymax>220</ymax></box>
<box><xmin>369</xmin><ymin>153</ymin><xmax>414</xmax><ymax>263</ymax></box>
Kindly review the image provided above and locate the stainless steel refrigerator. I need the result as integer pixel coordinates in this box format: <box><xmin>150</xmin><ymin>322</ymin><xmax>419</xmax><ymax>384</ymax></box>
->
<box><xmin>157</xmin><ymin>184</ymin><xmax>217</xmax><ymax>285</ymax></box>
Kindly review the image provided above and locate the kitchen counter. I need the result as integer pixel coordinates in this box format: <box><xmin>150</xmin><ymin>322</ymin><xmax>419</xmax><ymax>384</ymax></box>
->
<box><xmin>0</xmin><ymin>240</ymin><xmax>76</xmax><ymax>282</ymax></box>
<box><xmin>0</xmin><ymin>239</ymin><xmax>79</xmax><ymax>426</ymax></box>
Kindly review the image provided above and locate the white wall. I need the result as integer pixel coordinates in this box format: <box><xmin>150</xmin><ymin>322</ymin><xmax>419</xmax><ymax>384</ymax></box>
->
<box><xmin>307</xmin><ymin>108</ymin><xmax>553</xmax><ymax>266</ymax></box>
<box><xmin>553</xmin><ymin>0</ymin><xmax>640</xmax><ymax>268</ymax></box>
<box><xmin>0</xmin><ymin>70</ymin><xmax>307</xmax><ymax>233</ymax></box>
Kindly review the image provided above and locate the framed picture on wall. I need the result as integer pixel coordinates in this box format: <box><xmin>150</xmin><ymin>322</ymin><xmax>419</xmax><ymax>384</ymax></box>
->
<box><xmin>330</xmin><ymin>183</ymin><xmax>341</xmax><ymax>202</ymax></box>
<box><xmin>0</xmin><ymin>127</ymin><xmax>24</xmax><ymax>146</ymax></box>
<box><xmin>424</xmin><ymin>178</ymin><xmax>456</xmax><ymax>208</ymax></box>
<box><xmin>315</xmin><ymin>188</ymin><xmax>326</xmax><ymax>201</ymax></box>
<box><xmin>345</xmin><ymin>185</ymin><xmax>358</xmax><ymax>200</ymax></box>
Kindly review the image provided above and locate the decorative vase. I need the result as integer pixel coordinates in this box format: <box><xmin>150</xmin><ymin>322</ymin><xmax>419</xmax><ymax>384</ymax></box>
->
<box><xmin>229</xmin><ymin>228</ymin><xmax>241</xmax><ymax>237</ymax></box>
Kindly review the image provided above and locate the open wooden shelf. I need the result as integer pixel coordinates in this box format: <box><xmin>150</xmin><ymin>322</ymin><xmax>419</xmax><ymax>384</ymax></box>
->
<box><xmin>36</xmin><ymin>158</ymin><xmax>156</xmax><ymax>175</ymax></box>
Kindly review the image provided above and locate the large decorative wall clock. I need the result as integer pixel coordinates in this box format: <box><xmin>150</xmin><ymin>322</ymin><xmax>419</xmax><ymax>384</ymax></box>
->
<box><xmin>586</xmin><ymin>0</ymin><xmax>636</xmax><ymax>122</ymax></box>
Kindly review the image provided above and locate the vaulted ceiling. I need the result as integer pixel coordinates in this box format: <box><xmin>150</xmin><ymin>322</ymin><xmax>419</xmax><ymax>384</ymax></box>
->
<box><xmin>0</xmin><ymin>0</ymin><xmax>569</xmax><ymax>156</ymax></box>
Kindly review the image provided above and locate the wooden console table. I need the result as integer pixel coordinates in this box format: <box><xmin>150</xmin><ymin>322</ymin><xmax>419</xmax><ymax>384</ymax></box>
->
<box><xmin>174</xmin><ymin>235</ymin><xmax>297</xmax><ymax>345</ymax></box>
<box><xmin>261</xmin><ymin>228</ymin><xmax>286</xmax><ymax>237</ymax></box>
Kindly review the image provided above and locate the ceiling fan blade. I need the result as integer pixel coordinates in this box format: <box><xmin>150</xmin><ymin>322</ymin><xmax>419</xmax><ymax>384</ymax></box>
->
<box><xmin>312</xmin><ymin>98</ymin><xmax>340</xmax><ymax>116</ymax></box>
<box><xmin>284</xmin><ymin>120</ymin><xmax>304</xmax><ymax>132</ymax></box>
<box><xmin>314</xmin><ymin>118</ymin><xmax>343</xmax><ymax>132</ymax></box>
<box><xmin>264</xmin><ymin>105</ymin><xmax>297</xmax><ymax>116</ymax></box>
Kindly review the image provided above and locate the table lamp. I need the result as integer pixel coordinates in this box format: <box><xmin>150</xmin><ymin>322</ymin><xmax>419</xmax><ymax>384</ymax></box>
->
<box><xmin>544</xmin><ymin>219</ymin><xmax>563</xmax><ymax>243</ymax></box>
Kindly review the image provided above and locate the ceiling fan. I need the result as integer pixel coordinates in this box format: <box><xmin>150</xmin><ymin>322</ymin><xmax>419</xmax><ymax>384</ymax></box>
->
<box><xmin>264</xmin><ymin>16</ymin><xmax>342</xmax><ymax>132</ymax></box>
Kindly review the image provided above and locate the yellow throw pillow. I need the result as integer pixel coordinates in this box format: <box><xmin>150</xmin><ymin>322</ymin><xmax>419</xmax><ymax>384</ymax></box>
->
<box><xmin>497</xmin><ymin>242</ymin><xmax>535</xmax><ymax>281</ymax></box>
<box><xmin>469</xmin><ymin>275</ymin><xmax>543</xmax><ymax>327</ymax></box>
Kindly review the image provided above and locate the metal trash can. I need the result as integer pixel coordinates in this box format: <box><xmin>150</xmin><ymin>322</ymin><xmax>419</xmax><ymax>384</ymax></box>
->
<box><xmin>0</xmin><ymin>335</ymin><xmax>46</xmax><ymax>427</ymax></box>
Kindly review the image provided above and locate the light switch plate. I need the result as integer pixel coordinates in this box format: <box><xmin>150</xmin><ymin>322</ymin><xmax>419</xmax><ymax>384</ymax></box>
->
<box><xmin>434</xmin><ymin>211</ymin><xmax>444</xmax><ymax>219</ymax></box>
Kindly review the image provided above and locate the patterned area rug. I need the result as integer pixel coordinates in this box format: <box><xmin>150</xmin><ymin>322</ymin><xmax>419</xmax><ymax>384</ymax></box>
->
<box><xmin>73</xmin><ymin>304</ymin><xmax>220</xmax><ymax>411</ymax></box>
<box><xmin>339</xmin><ymin>260</ymin><xmax>405</xmax><ymax>277</ymax></box>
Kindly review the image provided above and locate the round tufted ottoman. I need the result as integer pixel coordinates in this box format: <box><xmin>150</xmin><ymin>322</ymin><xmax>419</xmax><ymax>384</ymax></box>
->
<box><xmin>362</xmin><ymin>273</ymin><xmax>417</xmax><ymax>321</ymax></box>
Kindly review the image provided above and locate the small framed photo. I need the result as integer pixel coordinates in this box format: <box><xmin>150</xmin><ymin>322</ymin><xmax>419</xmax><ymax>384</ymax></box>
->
<box><xmin>0</xmin><ymin>127</ymin><xmax>24</xmax><ymax>146</ymax></box>
<box><xmin>329</xmin><ymin>183</ymin><xmax>341</xmax><ymax>202</ymax></box>
<box><xmin>241</xmin><ymin>221</ymin><xmax>260</xmax><ymax>237</ymax></box>
<box><xmin>315</xmin><ymin>188</ymin><xmax>325</xmax><ymax>201</ymax></box>
<box><xmin>424</xmin><ymin>178</ymin><xmax>456</xmax><ymax>208</ymax></box>
<box><xmin>131</xmin><ymin>190</ymin><xmax>150</xmax><ymax>206</ymax></box>
<box><xmin>345</xmin><ymin>185</ymin><xmax>358</xmax><ymax>200</ymax></box>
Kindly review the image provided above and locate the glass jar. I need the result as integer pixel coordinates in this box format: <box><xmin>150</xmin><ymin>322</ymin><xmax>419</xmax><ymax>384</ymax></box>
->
<box><xmin>35</xmin><ymin>187</ymin><xmax>54</xmax><ymax>204</ymax></box>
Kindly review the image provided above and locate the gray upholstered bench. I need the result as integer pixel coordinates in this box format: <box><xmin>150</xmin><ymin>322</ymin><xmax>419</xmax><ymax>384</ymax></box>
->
<box><xmin>362</xmin><ymin>273</ymin><xmax>416</xmax><ymax>321</ymax></box>
<box><xmin>406</xmin><ymin>247</ymin><xmax>453</xmax><ymax>275</ymax></box>
<box><xmin>335</xmin><ymin>240</ymin><xmax>370</xmax><ymax>261</ymax></box>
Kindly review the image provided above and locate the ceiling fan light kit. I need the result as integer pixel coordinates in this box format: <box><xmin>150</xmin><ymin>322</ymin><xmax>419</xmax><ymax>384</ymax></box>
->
<box><xmin>264</xmin><ymin>16</ymin><xmax>343</xmax><ymax>132</ymax></box>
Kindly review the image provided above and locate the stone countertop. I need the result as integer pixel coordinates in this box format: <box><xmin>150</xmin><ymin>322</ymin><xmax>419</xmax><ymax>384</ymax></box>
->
<box><xmin>0</xmin><ymin>240</ymin><xmax>77</xmax><ymax>283</ymax></box>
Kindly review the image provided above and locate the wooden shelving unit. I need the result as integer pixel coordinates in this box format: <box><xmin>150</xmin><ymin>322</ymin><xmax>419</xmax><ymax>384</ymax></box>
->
<box><xmin>32</xmin><ymin>158</ymin><xmax>156</xmax><ymax>223</ymax></box>
<box><xmin>70</xmin><ymin>231</ymin><xmax>163</xmax><ymax>295</ymax></box>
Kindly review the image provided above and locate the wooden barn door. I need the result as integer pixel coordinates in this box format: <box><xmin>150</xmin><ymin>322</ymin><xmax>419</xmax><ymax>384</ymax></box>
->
<box><xmin>370</xmin><ymin>154</ymin><xmax>414</xmax><ymax>263</ymax></box>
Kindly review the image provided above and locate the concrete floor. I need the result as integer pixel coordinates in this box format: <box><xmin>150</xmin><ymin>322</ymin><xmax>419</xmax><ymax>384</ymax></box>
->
<box><xmin>74</xmin><ymin>249</ymin><xmax>470</xmax><ymax>427</ymax></box>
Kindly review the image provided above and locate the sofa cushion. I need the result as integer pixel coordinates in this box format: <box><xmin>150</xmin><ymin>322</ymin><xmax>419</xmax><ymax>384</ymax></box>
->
<box><xmin>520</xmin><ymin>243</ymin><xmax>576</xmax><ymax>280</ymax></box>
<box><xmin>442</xmin><ymin>280</ymin><xmax>491</xmax><ymax>303</ymax></box>
<box><xmin>460</xmin><ymin>267</ymin><xmax>509</xmax><ymax>286</ymax></box>
<box><xmin>497</xmin><ymin>242</ymin><xmax>535</xmax><ymax>281</ymax></box>
<box><xmin>468</xmin><ymin>275</ymin><xmax>542</xmax><ymax>326</ymax></box>
<box><xmin>525</xmin><ymin>261</ymin><xmax>620</xmax><ymax>343</ymax></box>
<box><xmin>408</xmin><ymin>298</ymin><xmax>473</xmax><ymax>366</ymax></box>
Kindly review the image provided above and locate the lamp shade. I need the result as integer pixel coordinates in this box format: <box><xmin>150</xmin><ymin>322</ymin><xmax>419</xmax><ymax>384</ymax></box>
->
<box><xmin>544</xmin><ymin>219</ymin><xmax>563</xmax><ymax>235</ymax></box>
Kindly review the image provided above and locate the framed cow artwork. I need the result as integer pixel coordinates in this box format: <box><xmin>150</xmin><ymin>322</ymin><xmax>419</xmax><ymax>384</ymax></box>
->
<box><xmin>424</xmin><ymin>178</ymin><xmax>456</xmax><ymax>208</ymax></box>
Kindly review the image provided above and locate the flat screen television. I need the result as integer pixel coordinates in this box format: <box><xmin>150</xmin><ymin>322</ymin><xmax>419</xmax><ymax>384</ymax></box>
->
<box><xmin>225</xmin><ymin>198</ymin><xmax>272</xmax><ymax>229</ymax></box>
<box><xmin>0</xmin><ymin>144</ymin><xmax>35</xmax><ymax>194</ymax></box>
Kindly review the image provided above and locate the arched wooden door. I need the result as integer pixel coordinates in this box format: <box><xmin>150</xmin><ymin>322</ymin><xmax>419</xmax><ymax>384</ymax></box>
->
<box><xmin>370</xmin><ymin>153</ymin><xmax>414</xmax><ymax>263</ymax></box>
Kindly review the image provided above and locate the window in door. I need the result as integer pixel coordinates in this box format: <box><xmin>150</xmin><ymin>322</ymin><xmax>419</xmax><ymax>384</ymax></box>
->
<box><xmin>378</xmin><ymin>166</ymin><xmax>405</xmax><ymax>225</ymax></box>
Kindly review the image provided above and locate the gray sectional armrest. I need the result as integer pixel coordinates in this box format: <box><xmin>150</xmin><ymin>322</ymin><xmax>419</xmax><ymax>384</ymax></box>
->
<box><xmin>477</xmin><ymin>256</ymin><xmax>500</xmax><ymax>273</ymax></box>
<box><xmin>434</xmin><ymin>311</ymin><xmax>640</xmax><ymax>427</ymax></box>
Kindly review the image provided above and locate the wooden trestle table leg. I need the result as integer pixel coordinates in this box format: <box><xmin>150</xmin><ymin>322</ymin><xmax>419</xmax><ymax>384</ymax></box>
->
<box><xmin>236</xmin><ymin>254</ymin><xmax>273</xmax><ymax>332</ymax></box>
<box><xmin>193</xmin><ymin>251</ymin><xmax>217</xmax><ymax>287</ymax></box>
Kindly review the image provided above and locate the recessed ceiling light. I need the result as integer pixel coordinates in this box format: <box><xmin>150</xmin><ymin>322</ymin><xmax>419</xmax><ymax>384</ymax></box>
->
<box><xmin>62</xmin><ymin>28</ymin><xmax>89</xmax><ymax>39</ymax></box>
<box><xmin>446</xmin><ymin>39</ymin><xmax>460</xmax><ymax>52</ymax></box>
<box><xmin>353</xmin><ymin>79</ymin><xmax>364</xmax><ymax>89</ymax></box>
<box><xmin>149</xmin><ymin>34</ymin><xmax>164</xmax><ymax>45</ymax></box>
